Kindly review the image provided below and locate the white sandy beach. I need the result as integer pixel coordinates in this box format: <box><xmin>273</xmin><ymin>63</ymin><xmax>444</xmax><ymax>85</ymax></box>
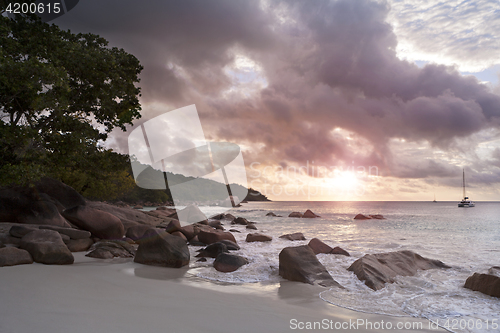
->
<box><xmin>0</xmin><ymin>253</ymin><xmax>446</xmax><ymax>333</ymax></box>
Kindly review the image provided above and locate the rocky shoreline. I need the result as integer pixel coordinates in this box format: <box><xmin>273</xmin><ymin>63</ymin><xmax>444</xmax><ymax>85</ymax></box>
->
<box><xmin>1</xmin><ymin>178</ymin><xmax>499</xmax><ymax>299</ymax></box>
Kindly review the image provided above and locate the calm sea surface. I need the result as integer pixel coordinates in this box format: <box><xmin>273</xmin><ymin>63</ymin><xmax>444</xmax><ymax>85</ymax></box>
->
<box><xmin>185</xmin><ymin>201</ymin><xmax>500</xmax><ymax>333</ymax></box>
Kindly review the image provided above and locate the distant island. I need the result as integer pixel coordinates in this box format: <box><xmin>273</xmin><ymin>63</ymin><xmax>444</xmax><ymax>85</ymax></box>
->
<box><xmin>244</xmin><ymin>188</ymin><xmax>271</xmax><ymax>202</ymax></box>
<box><xmin>123</xmin><ymin>163</ymin><xmax>270</xmax><ymax>205</ymax></box>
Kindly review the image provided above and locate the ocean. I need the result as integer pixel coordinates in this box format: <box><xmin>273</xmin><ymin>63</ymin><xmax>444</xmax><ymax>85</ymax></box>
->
<box><xmin>187</xmin><ymin>201</ymin><xmax>500</xmax><ymax>333</ymax></box>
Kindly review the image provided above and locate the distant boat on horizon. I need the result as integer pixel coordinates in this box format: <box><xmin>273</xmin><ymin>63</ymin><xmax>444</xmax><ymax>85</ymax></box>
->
<box><xmin>433</xmin><ymin>193</ymin><xmax>437</xmax><ymax>203</ymax></box>
<box><xmin>458</xmin><ymin>169</ymin><xmax>474</xmax><ymax>207</ymax></box>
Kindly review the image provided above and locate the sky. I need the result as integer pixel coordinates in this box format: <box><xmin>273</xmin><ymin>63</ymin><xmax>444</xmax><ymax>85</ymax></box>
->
<box><xmin>52</xmin><ymin>0</ymin><xmax>500</xmax><ymax>201</ymax></box>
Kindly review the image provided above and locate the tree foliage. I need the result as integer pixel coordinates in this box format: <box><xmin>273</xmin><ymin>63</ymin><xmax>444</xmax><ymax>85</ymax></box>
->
<box><xmin>0</xmin><ymin>5</ymin><xmax>143</xmax><ymax>200</ymax></box>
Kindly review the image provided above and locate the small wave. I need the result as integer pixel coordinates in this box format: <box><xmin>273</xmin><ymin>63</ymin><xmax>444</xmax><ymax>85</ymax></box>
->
<box><xmin>318</xmin><ymin>268</ymin><xmax>500</xmax><ymax>333</ymax></box>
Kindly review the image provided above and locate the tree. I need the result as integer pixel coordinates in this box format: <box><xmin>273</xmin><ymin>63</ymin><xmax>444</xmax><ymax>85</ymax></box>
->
<box><xmin>0</xmin><ymin>3</ymin><xmax>143</xmax><ymax>199</ymax></box>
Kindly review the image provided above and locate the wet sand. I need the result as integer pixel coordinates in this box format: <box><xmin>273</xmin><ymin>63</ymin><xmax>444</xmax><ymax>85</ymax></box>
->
<box><xmin>0</xmin><ymin>253</ymin><xmax>446</xmax><ymax>333</ymax></box>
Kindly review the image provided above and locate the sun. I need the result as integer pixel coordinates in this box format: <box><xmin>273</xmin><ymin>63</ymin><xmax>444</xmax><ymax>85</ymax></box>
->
<box><xmin>331</xmin><ymin>171</ymin><xmax>359</xmax><ymax>190</ymax></box>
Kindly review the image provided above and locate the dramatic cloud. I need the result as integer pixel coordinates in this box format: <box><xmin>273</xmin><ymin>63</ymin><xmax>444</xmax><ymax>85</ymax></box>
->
<box><xmin>53</xmin><ymin>0</ymin><xmax>500</xmax><ymax>199</ymax></box>
<box><xmin>387</xmin><ymin>0</ymin><xmax>500</xmax><ymax>72</ymax></box>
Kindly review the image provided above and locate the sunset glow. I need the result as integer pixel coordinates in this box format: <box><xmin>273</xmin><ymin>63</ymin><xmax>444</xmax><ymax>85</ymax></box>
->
<box><xmin>52</xmin><ymin>0</ymin><xmax>500</xmax><ymax>201</ymax></box>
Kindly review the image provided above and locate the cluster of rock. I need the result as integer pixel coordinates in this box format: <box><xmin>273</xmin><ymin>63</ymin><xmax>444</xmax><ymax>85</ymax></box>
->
<box><xmin>266</xmin><ymin>212</ymin><xmax>282</xmax><ymax>217</ymax></box>
<box><xmin>0</xmin><ymin>187</ymin><xmax>350</xmax><ymax>284</ymax></box>
<box><xmin>2</xmin><ymin>184</ymin><xmax>497</xmax><ymax>300</ymax></box>
<box><xmin>263</xmin><ymin>210</ymin><xmax>321</xmax><ymax>218</ymax></box>
<box><xmin>277</xmin><ymin>235</ymin><xmax>354</xmax><ymax>287</ymax></box>
<box><xmin>308</xmin><ymin>238</ymin><xmax>350</xmax><ymax>256</ymax></box>
<box><xmin>229</xmin><ymin>216</ymin><xmax>258</xmax><ymax>230</ymax></box>
<box><xmin>0</xmin><ymin>178</ymin><xmax>187</xmax><ymax>267</ymax></box>
<box><xmin>0</xmin><ymin>228</ymin><xmax>74</xmax><ymax>265</ymax></box>
<box><xmin>277</xmin><ymin>244</ymin><xmax>453</xmax><ymax>291</ymax></box>
<box><xmin>288</xmin><ymin>210</ymin><xmax>320</xmax><ymax>218</ymax></box>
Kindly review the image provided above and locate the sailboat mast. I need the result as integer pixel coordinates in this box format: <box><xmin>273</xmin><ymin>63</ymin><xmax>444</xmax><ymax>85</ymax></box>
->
<box><xmin>463</xmin><ymin>169</ymin><xmax>465</xmax><ymax>198</ymax></box>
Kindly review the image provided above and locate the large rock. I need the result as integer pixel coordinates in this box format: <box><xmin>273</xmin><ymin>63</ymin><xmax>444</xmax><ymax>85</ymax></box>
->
<box><xmin>171</xmin><ymin>231</ymin><xmax>188</xmax><ymax>241</ymax></box>
<box><xmin>163</xmin><ymin>219</ymin><xmax>182</xmax><ymax>234</ymax></box>
<box><xmin>196</xmin><ymin>242</ymin><xmax>228</xmax><ymax>258</ymax></box>
<box><xmin>0</xmin><ymin>178</ymin><xmax>82</xmax><ymax>225</ymax></box>
<box><xmin>354</xmin><ymin>214</ymin><xmax>371</xmax><ymax>220</ymax></box>
<box><xmin>17</xmin><ymin>199</ymin><xmax>72</xmax><ymax>227</ymax></box>
<box><xmin>208</xmin><ymin>220</ymin><xmax>224</xmax><ymax>230</ymax></box>
<box><xmin>348</xmin><ymin>251</ymin><xmax>450</xmax><ymax>290</ymax></box>
<box><xmin>66</xmin><ymin>238</ymin><xmax>94</xmax><ymax>252</ymax></box>
<box><xmin>464</xmin><ymin>270</ymin><xmax>500</xmax><ymax>298</ymax></box>
<box><xmin>179</xmin><ymin>224</ymin><xmax>196</xmax><ymax>240</ymax></box>
<box><xmin>279</xmin><ymin>232</ymin><xmax>306</xmax><ymax>241</ymax></box>
<box><xmin>34</xmin><ymin>177</ymin><xmax>86</xmax><ymax>210</ymax></box>
<box><xmin>246</xmin><ymin>233</ymin><xmax>272</xmax><ymax>242</ymax></box>
<box><xmin>9</xmin><ymin>225</ymin><xmax>39</xmax><ymax>238</ymax></box>
<box><xmin>20</xmin><ymin>229</ymin><xmax>74</xmax><ymax>265</ymax></box>
<box><xmin>246</xmin><ymin>223</ymin><xmax>257</xmax><ymax>230</ymax></box>
<box><xmin>218</xmin><ymin>239</ymin><xmax>240</xmax><ymax>251</ymax></box>
<box><xmin>0</xmin><ymin>247</ymin><xmax>33</xmax><ymax>267</ymax></box>
<box><xmin>125</xmin><ymin>225</ymin><xmax>154</xmax><ymax>242</ymax></box>
<box><xmin>134</xmin><ymin>229</ymin><xmax>190</xmax><ymax>268</ymax></box>
<box><xmin>62</xmin><ymin>205</ymin><xmax>124</xmax><ymax>240</ymax></box>
<box><xmin>193</xmin><ymin>223</ymin><xmax>215</xmax><ymax>233</ymax></box>
<box><xmin>86</xmin><ymin>240</ymin><xmax>136</xmax><ymax>259</ymax></box>
<box><xmin>288</xmin><ymin>212</ymin><xmax>303</xmax><ymax>218</ymax></box>
<box><xmin>232</xmin><ymin>217</ymin><xmax>249</xmax><ymax>225</ymax></box>
<box><xmin>198</xmin><ymin>230</ymin><xmax>237</xmax><ymax>245</ymax></box>
<box><xmin>214</xmin><ymin>253</ymin><xmax>249</xmax><ymax>273</ymax></box>
<box><xmin>331</xmin><ymin>246</ymin><xmax>350</xmax><ymax>256</ymax></box>
<box><xmin>279</xmin><ymin>245</ymin><xmax>342</xmax><ymax>287</ymax></box>
<box><xmin>39</xmin><ymin>225</ymin><xmax>91</xmax><ymax>240</ymax></box>
<box><xmin>86</xmin><ymin>201</ymin><xmax>168</xmax><ymax>227</ymax></box>
<box><xmin>302</xmin><ymin>210</ymin><xmax>320</xmax><ymax>218</ymax></box>
<box><xmin>308</xmin><ymin>238</ymin><xmax>333</xmax><ymax>254</ymax></box>
<box><xmin>188</xmin><ymin>236</ymin><xmax>205</xmax><ymax>247</ymax></box>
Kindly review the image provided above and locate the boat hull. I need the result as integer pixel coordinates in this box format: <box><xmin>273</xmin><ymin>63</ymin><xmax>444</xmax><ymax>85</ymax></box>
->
<box><xmin>458</xmin><ymin>202</ymin><xmax>475</xmax><ymax>207</ymax></box>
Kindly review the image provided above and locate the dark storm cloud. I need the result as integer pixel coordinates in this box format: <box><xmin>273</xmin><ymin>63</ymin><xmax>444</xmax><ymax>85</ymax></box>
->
<box><xmin>54</xmin><ymin>0</ymin><xmax>500</xmax><ymax>181</ymax></box>
<box><xmin>55</xmin><ymin>0</ymin><xmax>275</xmax><ymax>103</ymax></box>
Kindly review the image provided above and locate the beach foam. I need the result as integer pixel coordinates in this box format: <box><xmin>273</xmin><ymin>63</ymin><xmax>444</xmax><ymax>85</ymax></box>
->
<box><xmin>191</xmin><ymin>201</ymin><xmax>500</xmax><ymax>333</ymax></box>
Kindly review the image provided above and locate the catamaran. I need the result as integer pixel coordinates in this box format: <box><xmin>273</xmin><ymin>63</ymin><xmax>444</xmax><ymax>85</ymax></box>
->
<box><xmin>458</xmin><ymin>169</ymin><xmax>474</xmax><ymax>207</ymax></box>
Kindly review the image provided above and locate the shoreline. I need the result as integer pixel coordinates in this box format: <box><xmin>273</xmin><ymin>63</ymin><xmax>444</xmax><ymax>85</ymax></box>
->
<box><xmin>1</xmin><ymin>253</ymin><xmax>446</xmax><ymax>333</ymax></box>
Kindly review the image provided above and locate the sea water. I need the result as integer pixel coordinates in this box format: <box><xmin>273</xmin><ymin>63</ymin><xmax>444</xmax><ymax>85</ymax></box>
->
<box><xmin>190</xmin><ymin>201</ymin><xmax>500</xmax><ymax>333</ymax></box>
